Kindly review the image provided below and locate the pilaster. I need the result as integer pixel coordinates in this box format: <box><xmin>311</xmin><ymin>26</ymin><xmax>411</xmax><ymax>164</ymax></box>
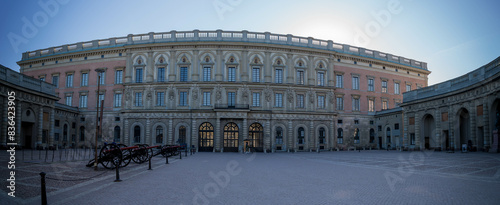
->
<box><xmin>146</xmin><ymin>51</ymin><xmax>154</xmax><ymax>82</ymax></box>
<box><xmin>215</xmin><ymin>49</ymin><xmax>223</xmax><ymax>81</ymax></box>
<box><xmin>192</xmin><ymin>50</ymin><xmax>200</xmax><ymax>81</ymax></box>
<box><xmin>168</xmin><ymin>50</ymin><xmax>177</xmax><ymax>81</ymax></box>
<box><xmin>286</xmin><ymin>53</ymin><xmax>294</xmax><ymax>84</ymax></box>
<box><xmin>241</xmin><ymin>50</ymin><xmax>248</xmax><ymax>82</ymax></box>
<box><xmin>37</xmin><ymin>106</ymin><xmax>43</xmax><ymax>145</ymax></box>
<box><xmin>264</xmin><ymin>51</ymin><xmax>272</xmax><ymax>83</ymax></box>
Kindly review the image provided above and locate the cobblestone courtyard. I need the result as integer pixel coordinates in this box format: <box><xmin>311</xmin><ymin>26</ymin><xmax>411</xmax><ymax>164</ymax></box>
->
<box><xmin>2</xmin><ymin>150</ymin><xmax>500</xmax><ymax>204</ymax></box>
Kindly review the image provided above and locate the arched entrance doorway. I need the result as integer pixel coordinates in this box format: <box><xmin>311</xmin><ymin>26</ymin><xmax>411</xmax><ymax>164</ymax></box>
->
<box><xmin>422</xmin><ymin>114</ymin><xmax>435</xmax><ymax>150</ymax></box>
<box><xmin>457</xmin><ymin>108</ymin><xmax>470</xmax><ymax>150</ymax></box>
<box><xmin>199</xmin><ymin>122</ymin><xmax>214</xmax><ymax>152</ymax></box>
<box><xmin>21</xmin><ymin>108</ymin><xmax>36</xmax><ymax>149</ymax></box>
<box><xmin>223</xmin><ymin>123</ymin><xmax>239</xmax><ymax>152</ymax></box>
<box><xmin>249</xmin><ymin>123</ymin><xmax>263</xmax><ymax>152</ymax></box>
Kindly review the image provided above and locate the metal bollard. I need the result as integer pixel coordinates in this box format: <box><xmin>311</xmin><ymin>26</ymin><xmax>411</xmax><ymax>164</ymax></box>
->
<box><xmin>166</xmin><ymin>155</ymin><xmax>169</xmax><ymax>164</ymax></box>
<box><xmin>40</xmin><ymin>172</ymin><xmax>47</xmax><ymax>205</ymax></box>
<box><xmin>148</xmin><ymin>157</ymin><xmax>152</xmax><ymax>170</ymax></box>
<box><xmin>185</xmin><ymin>148</ymin><xmax>188</xmax><ymax>157</ymax></box>
<box><xmin>114</xmin><ymin>165</ymin><xmax>122</xmax><ymax>182</ymax></box>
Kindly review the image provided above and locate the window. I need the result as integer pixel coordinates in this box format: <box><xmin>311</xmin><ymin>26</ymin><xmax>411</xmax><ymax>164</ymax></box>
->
<box><xmin>369</xmin><ymin>129</ymin><xmax>375</xmax><ymax>143</ymax></box>
<box><xmin>156</xmin><ymin>127</ymin><xmax>163</xmax><ymax>144</ymax></box>
<box><xmin>80</xmin><ymin>126</ymin><xmax>85</xmax><ymax>141</ymax></box>
<box><xmin>55</xmin><ymin>120</ymin><xmax>60</xmax><ymax>127</ymax></box>
<box><xmin>114</xmin><ymin>126</ymin><xmax>120</xmax><ymax>142</ymax></box>
<box><xmin>477</xmin><ymin>105</ymin><xmax>483</xmax><ymax>116</ymax></box>
<box><xmin>354</xmin><ymin>120</ymin><xmax>359</xmax><ymax>124</ymax></box>
<box><xmin>252</xmin><ymin>93</ymin><xmax>260</xmax><ymax>107</ymax></box>
<box><xmin>352</xmin><ymin>98</ymin><xmax>360</xmax><ymax>111</ymax></box>
<box><xmin>227</xmin><ymin>67</ymin><xmax>236</xmax><ymax>82</ymax></box>
<box><xmin>410</xmin><ymin>133</ymin><xmax>415</xmax><ymax>145</ymax></box>
<box><xmin>275</xmin><ymin>93</ymin><xmax>283</xmax><ymax>107</ymax></box>
<box><xmin>79</xmin><ymin>95</ymin><xmax>87</xmax><ymax>108</ymax></box>
<box><xmin>394</xmin><ymin>123</ymin><xmax>399</xmax><ymax>130</ymax></box>
<box><xmin>368</xmin><ymin>79</ymin><xmax>374</xmax><ymax>91</ymax></box>
<box><xmin>66</xmin><ymin>74</ymin><xmax>73</xmax><ymax>88</ymax></box>
<box><xmin>135</xmin><ymin>68</ymin><xmax>143</xmax><ymax>83</ymax></box>
<box><xmin>352</xmin><ymin>76</ymin><xmax>359</xmax><ymax>90</ymax></box>
<box><xmin>297</xmin><ymin>94</ymin><xmax>304</xmax><ymax>108</ymax></box>
<box><xmin>368</xmin><ymin>99</ymin><xmax>374</xmax><ymax>112</ymax></box>
<box><xmin>409</xmin><ymin>117</ymin><xmax>415</xmax><ymax>125</ymax></box>
<box><xmin>156</xmin><ymin>92</ymin><xmax>165</xmax><ymax>106</ymax></box>
<box><xmin>180</xmin><ymin>67</ymin><xmax>188</xmax><ymax>82</ymax></box>
<box><xmin>337</xmin><ymin>128</ymin><xmax>343</xmax><ymax>144</ymax></box>
<box><xmin>40</xmin><ymin>77</ymin><xmax>45</xmax><ymax>82</ymax></box>
<box><xmin>98</xmin><ymin>72</ymin><xmax>105</xmax><ymax>85</ymax></box>
<box><xmin>178</xmin><ymin>126</ymin><xmax>186</xmax><ymax>144</ymax></box>
<box><xmin>203</xmin><ymin>67</ymin><xmax>211</xmax><ymax>81</ymax></box>
<box><xmin>252</xmin><ymin>67</ymin><xmax>260</xmax><ymax>82</ymax></box>
<box><xmin>52</xmin><ymin>76</ymin><xmax>59</xmax><ymax>88</ymax></box>
<box><xmin>298</xmin><ymin>127</ymin><xmax>305</xmax><ymax>144</ymax></box>
<box><xmin>354</xmin><ymin>128</ymin><xmax>360</xmax><ymax>144</ymax></box>
<box><xmin>276</xmin><ymin>127</ymin><xmax>283</xmax><ymax>145</ymax></box>
<box><xmin>297</xmin><ymin>70</ymin><xmax>304</xmax><ymax>84</ymax></box>
<box><xmin>98</xmin><ymin>94</ymin><xmax>104</xmax><ymax>107</ymax></box>
<box><xmin>336</xmin><ymin>97</ymin><xmax>344</xmax><ymax>110</ymax></box>
<box><xmin>317</xmin><ymin>96</ymin><xmax>325</xmax><ymax>108</ymax></box>
<box><xmin>319</xmin><ymin>128</ymin><xmax>326</xmax><ymax>144</ymax></box>
<box><xmin>336</xmin><ymin>75</ymin><xmax>343</xmax><ymax>88</ymax></box>
<box><xmin>179</xmin><ymin>91</ymin><xmax>188</xmax><ymax>106</ymax></box>
<box><xmin>227</xmin><ymin>92</ymin><xmax>235</xmax><ymax>106</ymax></box>
<box><xmin>317</xmin><ymin>72</ymin><xmax>325</xmax><ymax>86</ymax></box>
<box><xmin>54</xmin><ymin>133</ymin><xmax>59</xmax><ymax>141</ymax></box>
<box><xmin>406</xmin><ymin>84</ymin><xmax>411</xmax><ymax>92</ymax></box>
<box><xmin>114</xmin><ymin>93</ymin><xmax>122</xmax><ymax>107</ymax></box>
<box><xmin>134</xmin><ymin>126</ymin><xmax>141</xmax><ymax>143</ymax></box>
<box><xmin>203</xmin><ymin>92</ymin><xmax>211</xmax><ymax>106</ymax></box>
<box><xmin>338</xmin><ymin>119</ymin><xmax>343</xmax><ymax>124</ymax></box>
<box><xmin>382</xmin><ymin>100</ymin><xmax>388</xmax><ymax>110</ymax></box>
<box><xmin>441</xmin><ymin>112</ymin><xmax>448</xmax><ymax>122</ymax></box>
<box><xmin>135</xmin><ymin>92</ymin><xmax>143</xmax><ymax>106</ymax></box>
<box><xmin>115</xmin><ymin>70</ymin><xmax>123</xmax><ymax>84</ymax></box>
<box><xmin>394</xmin><ymin>83</ymin><xmax>400</xmax><ymax>94</ymax></box>
<box><xmin>65</xmin><ymin>96</ymin><xmax>72</xmax><ymax>106</ymax></box>
<box><xmin>81</xmin><ymin>73</ymin><xmax>88</xmax><ymax>86</ymax></box>
<box><xmin>157</xmin><ymin>68</ymin><xmax>165</xmax><ymax>82</ymax></box>
<box><xmin>275</xmin><ymin>69</ymin><xmax>283</xmax><ymax>83</ymax></box>
<box><xmin>382</xmin><ymin>81</ymin><xmax>388</xmax><ymax>93</ymax></box>
<box><xmin>378</xmin><ymin>126</ymin><xmax>382</xmax><ymax>131</ymax></box>
<box><xmin>386</xmin><ymin>127</ymin><xmax>391</xmax><ymax>144</ymax></box>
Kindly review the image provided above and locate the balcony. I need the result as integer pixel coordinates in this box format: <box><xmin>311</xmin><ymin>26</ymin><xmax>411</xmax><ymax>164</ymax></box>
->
<box><xmin>214</xmin><ymin>104</ymin><xmax>249</xmax><ymax>109</ymax></box>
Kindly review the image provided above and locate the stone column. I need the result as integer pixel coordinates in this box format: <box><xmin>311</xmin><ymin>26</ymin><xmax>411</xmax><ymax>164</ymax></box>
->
<box><xmin>124</xmin><ymin>118</ymin><xmax>129</xmax><ymax>145</ymax></box>
<box><xmin>168</xmin><ymin>118</ymin><xmax>173</xmax><ymax>144</ymax></box>
<box><xmin>309</xmin><ymin>120</ymin><xmax>314</xmax><ymax>151</ymax></box>
<box><xmin>146</xmin><ymin>51</ymin><xmax>154</xmax><ymax>82</ymax></box>
<box><xmin>414</xmin><ymin>112</ymin><xmax>420</xmax><ymax>149</ymax></box>
<box><xmin>288</xmin><ymin>120</ymin><xmax>293</xmax><ymax>151</ymax></box>
<box><xmin>286</xmin><ymin>53</ymin><xmax>294</xmax><ymax>84</ymax></box>
<box><xmin>37</xmin><ymin>106</ymin><xmax>43</xmax><ymax>145</ymax></box>
<box><xmin>242</xmin><ymin>118</ymin><xmax>248</xmax><ymax>140</ymax></box>
<box><xmin>307</xmin><ymin>55</ymin><xmax>315</xmax><ymax>86</ymax></box>
<box><xmin>483</xmin><ymin>100</ymin><xmax>490</xmax><ymax>147</ymax></box>
<box><xmin>215</xmin><ymin>49</ymin><xmax>223</xmax><ymax>81</ymax></box>
<box><xmin>264</xmin><ymin>51</ymin><xmax>272</xmax><ymax>83</ymax></box>
<box><xmin>403</xmin><ymin>112</ymin><xmax>409</xmax><ymax>147</ymax></box>
<box><xmin>168</xmin><ymin>50</ymin><xmax>177</xmax><ymax>81</ymax></box>
<box><xmin>241</xmin><ymin>50</ymin><xmax>248</xmax><ymax>82</ymax></box>
<box><xmin>16</xmin><ymin>102</ymin><xmax>22</xmax><ymax>145</ymax></box>
<box><xmin>192</xmin><ymin>50</ymin><xmax>199</xmax><ymax>81</ymax></box>
<box><xmin>434</xmin><ymin>109</ymin><xmax>441</xmax><ymax>149</ymax></box>
<box><xmin>2</xmin><ymin>97</ymin><xmax>8</xmax><ymax>145</ymax></box>
<box><xmin>49</xmin><ymin>108</ymin><xmax>55</xmax><ymax>146</ymax></box>
<box><xmin>328</xmin><ymin>57</ymin><xmax>335</xmax><ymax>86</ymax></box>
<box><xmin>146</xmin><ymin>118</ymin><xmax>151</xmax><ymax>144</ymax></box>
<box><xmin>124</xmin><ymin>50</ymin><xmax>133</xmax><ymax>83</ymax></box>
<box><xmin>215</xmin><ymin>118</ymin><xmax>221</xmax><ymax>151</ymax></box>
<box><xmin>448</xmin><ymin>106</ymin><xmax>455</xmax><ymax>150</ymax></box>
<box><xmin>470</xmin><ymin>103</ymin><xmax>477</xmax><ymax>147</ymax></box>
<box><xmin>329</xmin><ymin>118</ymin><xmax>335</xmax><ymax>150</ymax></box>
<box><xmin>191</xmin><ymin>118</ymin><xmax>197</xmax><ymax>151</ymax></box>
<box><xmin>265</xmin><ymin>119</ymin><xmax>271</xmax><ymax>152</ymax></box>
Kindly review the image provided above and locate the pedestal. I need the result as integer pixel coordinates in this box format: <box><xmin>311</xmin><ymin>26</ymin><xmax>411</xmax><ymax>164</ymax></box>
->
<box><xmin>490</xmin><ymin>129</ymin><xmax>499</xmax><ymax>153</ymax></box>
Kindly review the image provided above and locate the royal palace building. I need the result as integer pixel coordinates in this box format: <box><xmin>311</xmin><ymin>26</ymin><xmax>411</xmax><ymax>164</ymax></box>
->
<box><xmin>8</xmin><ymin>30</ymin><xmax>437</xmax><ymax>152</ymax></box>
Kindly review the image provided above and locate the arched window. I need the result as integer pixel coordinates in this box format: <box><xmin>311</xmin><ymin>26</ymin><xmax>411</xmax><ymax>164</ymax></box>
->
<box><xmin>134</xmin><ymin>126</ymin><xmax>141</xmax><ymax>143</ymax></box>
<box><xmin>223</xmin><ymin>123</ymin><xmax>239</xmax><ymax>152</ymax></box>
<box><xmin>249</xmin><ymin>123</ymin><xmax>264</xmax><ymax>150</ymax></box>
<box><xmin>369</xmin><ymin>129</ymin><xmax>375</xmax><ymax>143</ymax></box>
<box><xmin>319</xmin><ymin>128</ymin><xmax>325</xmax><ymax>144</ymax></box>
<box><xmin>275</xmin><ymin>127</ymin><xmax>283</xmax><ymax>145</ymax></box>
<box><xmin>199</xmin><ymin>122</ymin><xmax>214</xmax><ymax>151</ymax></box>
<box><xmin>337</xmin><ymin>128</ymin><xmax>343</xmax><ymax>144</ymax></box>
<box><xmin>63</xmin><ymin>124</ymin><xmax>68</xmax><ymax>142</ymax></box>
<box><xmin>114</xmin><ymin>126</ymin><xmax>120</xmax><ymax>142</ymax></box>
<box><xmin>298</xmin><ymin>127</ymin><xmax>305</xmax><ymax>144</ymax></box>
<box><xmin>386</xmin><ymin>127</ymin><xmax>391</xmax><ymax>144</ymax></box>
<box><xmin>156</xmin><ymin>127</ymin><xmax>163</xmax><ymax>144</ymax></box>
<box><xmin>354</xmin><ymin>128</ymin><xmax>360</xmax><ymax>144</ymax></box>
<box><xmin>179</xmin><ymin>126</ymin><xmax>186</xmax><ymax>144</ymax></box>
<box><xmin>80</xmin><ymin>126</ymin><xmax>85</xmax><ymax>141</ymax></box>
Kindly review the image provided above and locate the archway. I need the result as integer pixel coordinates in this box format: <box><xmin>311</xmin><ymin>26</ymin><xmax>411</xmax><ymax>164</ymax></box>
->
<box><xmin>249</xmin><ymin>123</ymin><xmax>264</xmax><ymax>152</ymax></box>
<box><xmin>422</xmin><ymin>114</ymin><xmax>435</xmax><ymax>150</ymax></box>
<box><xmin>275</xmin><ymin>126</ymin><xmax>284</xmax><ymax>151</ymax></box>
<box><xmin>21</xmin><ymin>108</ymin><xmax>36</xmax><ymax>149</ymax></box>
<box><xmin>199</xmin><ymin>122</ymin><xmax>214</xmax><ymax>152</ymax></box>
<box><xmin>457</xmin><ymin>108</ymin><xmax>470</xmax><ymax>150</ymax></box>
<box><xmin>223</xmin><ymin>123</ymin><xmax>239</xmax><ymax>152</ymax></box>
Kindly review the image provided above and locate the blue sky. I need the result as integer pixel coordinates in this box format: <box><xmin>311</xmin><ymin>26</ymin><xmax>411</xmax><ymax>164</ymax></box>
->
<box><xmin>0</xmin><ymin>0</ymin><xmax>499</xmax><ymax>85</ymax></box>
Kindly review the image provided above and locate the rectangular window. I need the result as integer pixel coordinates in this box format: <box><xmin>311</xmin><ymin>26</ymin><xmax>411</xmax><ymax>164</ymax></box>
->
<box><xmin>66</xmin><ymin>74</ymin><xmax>73</xmax><ymax>88</ymax></box>
<box><xmin>65</xmin><ymin>96</ymin><xmax>72</xmax><ymax>106</ymax></box>
<box><xmin>442</xmin><ymin>112</ymin><xmax>448</xmax><ymax>122</ymax></box>
<box><xmin>275</xmin><ymin>93</ymin><xmax>283</xmax><ymax>107</ymax></box>
<box><xmin>368</xmin><ymin>99</ymin><xmax>374</xmax><ymax>112</ymax></box>
<box><xmin>135</xmin><ymin>92</ymin><xmax>142</xmax><ymax>106</ymax></box>
<box><xmin>410</xmin><ymin>133</ymin><xmax>415</xmax><ymax>145</ymax></box>
<box><xmin>98</xmin><ymin>94</ymin><xmax>104</xmax><ymax>107</ymax></box>
<box><xmin>227</xmin><ymin>92</ymin><xmax>235</xmax><ymax>106</ymax></box>
<box><xmin>81</xmin><ymin>73</ymin><xmax>88</xmax><ymax>86</ymax></box>
<box><xmin>227</xmin><ymin>67</ymin><xmax>236</xmax><ymax>82</ymax></box>
<box><xmin>135</xmin><ymin>68</ymin><xmax>143</xmax><ymax>83</ymax></box>
<box><xmin>79</xmin><ymin>95</ymin><xmax>87</xmax><ymax>108</ymax></box>
<box><xmin>297</xmin><ymin>70</ymin><xmax>304</xmax><ymax>84</ymax></box>
<box><xmin>477</xmin><ymin>105</ymin><xmax>483</xmax><ymax>116</ymax></box>
<box><xmin>352</xmin><ymin>76</ymin><xmax>359</xmax><ymax>90</ymax></box>
<box><xmin>114</xmin><ymin>93</ymin><xmax>122</xmax><ymax>107</ymax></box>
<box><xmin>394</xmin><ymin>83</ymin><xmax>400</xmax><ymax>94</ymax></box>
<box><xmin>275</xmin><ymin>69</ymin><xmax>283</xmax><ymax>83</ymax></box>
<box><xmin>317</xmin><ymin>72</ymin><xmax>325</xmax><ymax>86</ymax></box>
<box><xmin>179</xmin><ymin>92</ymin><xmax>187</xmax><ymax>106</ymax></box>
<box><xmin>157</xmin><ymin>68</ymin><xmax>165</xmax><ymax>82</ymax></box>
<box><xmin>382</xmin><ymin>81</ymin><xmax>388</xmax><ymax>93</ymax></box>
<box><xmin>352</xmin><ymin>98</ymin><xmax>360</xmax><ymax>111</ymax></box>
<box><xmin>382</xmin><ymin>100</ymin><xmax>388</xmax><ymax>110</ymax></box>
<box><xmin>156</xmin><ymin>92</ymin><xmax>165</xmax><ymax>106</ymax></box>
<box><xmin>203</xmin><ymin>67</ymin><xmax>211</xmax><ymax>81</ymax></box>
<box><xmin>115</xmin><ymin>70</ymin><xmax>123</xmax><ymax>84</ymax></box>
<box><xmin>52</xmin><ymin>76</ymin><xmax>59</xmax><ymax>88</ymax></box>
<box><xmin>409</xmin><ymin>117</ymin><xmax>415</xmax><ymax>125</ymax></box>
<box><xmin>297</xmin><ymin>94</ymin><xmax>304</xmax><ymax>108</ymax></box>
<box><xmin>203</xmin><ymin>92</ymin><xmax>211</xmax><ymax>106</ymax></box>
<box><xmin>368</xmin><ymin>79</ymin><xmax>374</xmax><ymax>91</ymax></box>
<box><xmin>252</xmin><ymin>68</ymin><xmax>260</xmax><ymax>82</ymax></box>
<box><xmin>406</xmin><ymin>84</ymin><xmax>411</xmax><ymax>92</ymax></box>
<box><xmin>317</xmin><ymin>96</ymin><xmax>325</xmax><ymax>108</ymax></box>
<box><xmin>180</xmin><ymin>67</ymin><xmax>188</xmax><ymax>82</ymax></box>
<box><xmin>336</xmin><ymin>97</ymin><xmax>343</xmax><ymax>110</ymax></box>
<box><xmin>98</xmin><ymin>72</ymin><xmax>105</xmax><ymax>85</ymax></box>
<box><xmin>395</xmin><ymin>123</ymin><xmax>399</xmax><ymax>130</ymax></box>
<box><xmin>40</xmin><ymin>77</ymin><xmax>45</xmax><ymax>82</ymax></box>
<box><xmin>336</xmin><ymin>75</ymin><xmax>343</xmax><ymax>88</ymax></box>
<box><xmin>252</xmin><ymin>93</ymin><xmax>260</xmax><ymax>107</ymax></box>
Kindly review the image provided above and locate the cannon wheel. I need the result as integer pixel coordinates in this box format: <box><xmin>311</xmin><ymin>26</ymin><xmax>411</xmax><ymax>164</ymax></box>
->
<box><xmin>99</xmin><ymin>144</ymin><xmax>122</xmax><ymax>169</ymax></box>
<box><xmin>118</xmin><ymin>144</ymin><xmax>132</xmax><ymax>168</ymax></box>
<box><xmin>132</xmin><ymin>144</ymin><xmax>149</xmax><ymax>164</ymax></box>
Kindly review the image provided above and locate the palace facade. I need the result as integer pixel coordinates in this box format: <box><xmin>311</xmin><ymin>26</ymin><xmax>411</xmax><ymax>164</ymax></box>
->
<box><xmin>12</xmin><ymin>30</ymin><xmax>433</xmax><ymax>152</ymax></box>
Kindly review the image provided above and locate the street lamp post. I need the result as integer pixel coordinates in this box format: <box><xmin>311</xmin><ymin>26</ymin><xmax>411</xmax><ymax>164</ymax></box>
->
<box><xmin>94</xmin><ymin>68</ymin><xmax>105</xmax><ymax>170</ymax></box>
